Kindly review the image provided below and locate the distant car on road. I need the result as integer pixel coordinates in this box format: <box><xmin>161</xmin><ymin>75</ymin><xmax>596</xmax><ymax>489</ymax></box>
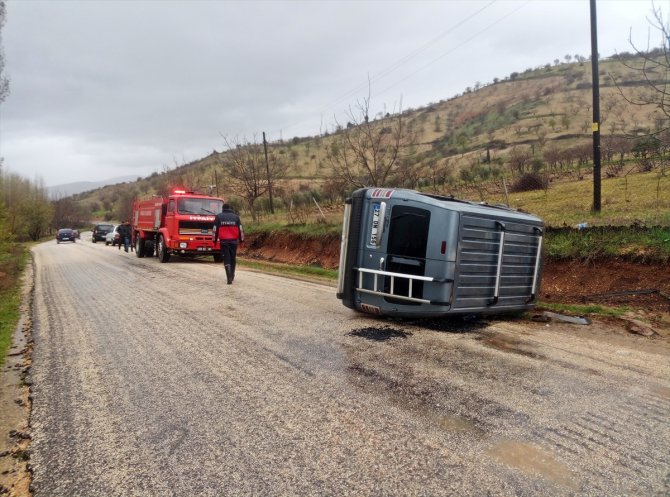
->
<box><xmin>92</xmin><ymin>224</ymin><xmax>114</xmax><ymax>243</ymax></box>
<box><xmin>56</xmin><ymin>228</ymin><xmax>76</xmax><ymax>243</ymax></box>
<box><xmin>105</xmin><ymin>225</ymin><xmax>121</xmax><ymax>246</ymax></box>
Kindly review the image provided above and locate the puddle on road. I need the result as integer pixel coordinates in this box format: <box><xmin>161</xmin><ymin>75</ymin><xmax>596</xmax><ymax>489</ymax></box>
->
<box><xmin>405</xmin><ymin>316</ymin><xmax>489</xmax><ymax>334</ymax></box>
<box><xmin>436</xmin><ymin>413</ymin><xmax>476</xmax><ymax>433</ymax></box>
<box><xmin>488</xmin><ymin>440</ymin><xmax>576</xmax><ymax>488</ymax></box>
<box><xmin>347</xmin><ymin>326</ymin><xmax>412</xmax><ymax>341</ymax></box>
<box><xmin>347</xmin><ymin>362</ymin><xmax>481</xmax><ymax>435</ymax></box>
<box><xmin>478</xmin><ymin>333</ymin><xmax>546</xmax><ymax>360</ymax></box>
<box><xmin>650</xmin><ymin>385</ymin><xmax>670</xmax><ymax>400</ymax></box>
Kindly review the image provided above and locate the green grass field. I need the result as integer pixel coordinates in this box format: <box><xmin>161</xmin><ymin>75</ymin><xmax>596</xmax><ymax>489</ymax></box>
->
<box><xmin>488</xmin><ymin>171</ymin><xmax>670</xmax><ymax>227</ymax></box>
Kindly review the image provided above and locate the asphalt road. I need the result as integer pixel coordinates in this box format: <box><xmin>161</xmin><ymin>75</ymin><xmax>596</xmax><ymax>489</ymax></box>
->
<box><xmin>29</xmin><ymin>235</ymin><xmax>670</xmax><ymax>496</ymax></box>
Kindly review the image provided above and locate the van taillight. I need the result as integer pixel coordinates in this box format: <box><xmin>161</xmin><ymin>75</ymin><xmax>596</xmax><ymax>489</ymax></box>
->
<box><xmin>441</xmin><ymin>241</ymin><xmax>446</xmax><ymax>255</ymax></box>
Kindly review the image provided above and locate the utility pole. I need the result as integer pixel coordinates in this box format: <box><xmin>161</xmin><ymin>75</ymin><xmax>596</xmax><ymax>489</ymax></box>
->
<box><xmin>590</xmin><ymin>0</ymin><xmax>602</xmax><ymax>212</ymax></box>
<box><xmin>262</xmin><ymin>131</ymin><xmax>274</xmax><ymax>214</ymax></box>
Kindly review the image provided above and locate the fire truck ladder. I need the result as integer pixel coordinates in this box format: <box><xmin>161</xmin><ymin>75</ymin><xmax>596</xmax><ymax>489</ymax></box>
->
<box><xmin>354</xmin><ymin>267</ymin><xmax>451</xmax><ymax>305</ymax></box>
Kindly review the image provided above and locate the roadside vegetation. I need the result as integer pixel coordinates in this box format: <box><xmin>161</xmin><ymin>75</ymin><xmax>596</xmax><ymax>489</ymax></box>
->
<box><xmin>0</xmin><ymin>171</ymin><xmax>54</xmax><ymax>367</ymax></box>
<box><xmin>240</xmin><ymin>260</ymin><xmax>338</xmax><ymax>281</ymax></box>
<box><xmin>545</xmin><ymin>226</ymin><xmax>670</xmax><ymax>262</ymax></box>
<box><xmin>536</xmin><ymin>302</ymin><xmax>632</xmax><ymax>319</ymax></box>
<box><xmin>244</xmin><ymin>221</ymin><xmax>342</xmax><ymax>238</ymax></box>
<box><xmin>0</xmin><ymin>212</ymin><xmax>29</xmax><ymax>367</ymax></box>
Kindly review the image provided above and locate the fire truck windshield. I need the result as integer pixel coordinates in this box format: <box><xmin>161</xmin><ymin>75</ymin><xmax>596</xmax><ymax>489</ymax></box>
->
<box><xmin>177</xmin><ymin>197</ymin><xmax>223</xmax><ymax>215</ymax></box>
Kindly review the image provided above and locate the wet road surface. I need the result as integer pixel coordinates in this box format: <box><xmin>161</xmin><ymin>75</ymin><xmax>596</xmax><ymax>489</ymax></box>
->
<box><xmin>29</xmin><ymin>237</ymin><xmax>670</xmax><ymax>496</ymax></box>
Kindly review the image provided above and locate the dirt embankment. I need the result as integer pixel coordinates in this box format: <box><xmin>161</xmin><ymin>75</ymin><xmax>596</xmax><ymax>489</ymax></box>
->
<box><xmin>240</xmin><ymin>232</ymin><xmax>670</xmax><ymax>313</ymax></box>
<box><xmin>242</xmin><ymin>231</ymin><xmax>341</xmax><ymax>269</ymax></box>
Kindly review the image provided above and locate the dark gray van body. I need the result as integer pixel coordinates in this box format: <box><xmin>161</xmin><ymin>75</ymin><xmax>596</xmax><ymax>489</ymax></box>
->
<box><xmin>336</xmin><ymin>188</ymin><xmax>544</xmax><ymax>317</ymax></box>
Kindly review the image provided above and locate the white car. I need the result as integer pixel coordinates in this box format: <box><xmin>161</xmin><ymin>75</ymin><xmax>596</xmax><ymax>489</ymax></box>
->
<box><xmin>105</xmin><ymin>225</ymin><xmax>120</xmax><ymax>246</ymax></box>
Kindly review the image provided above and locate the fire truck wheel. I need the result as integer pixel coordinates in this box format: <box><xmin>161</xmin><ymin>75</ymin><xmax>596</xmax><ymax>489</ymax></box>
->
<box><xmin>157</xmin><ymin>235</ymin><xmax>171</xmax><ymax>263</ymax></box>
<box><xmin>213</xmin><ymin>253</ymin><xmax>223</xmax><ymax>263</ymax></box>
<box><xmin>135</xmin><ymin>237</ymin><xmax>145</xmax><ymax>258</ymax></box>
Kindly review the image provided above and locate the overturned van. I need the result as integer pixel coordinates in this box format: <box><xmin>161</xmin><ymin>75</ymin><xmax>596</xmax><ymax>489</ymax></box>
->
<box><xmin>336</xmin><ymin>188</ymin><xmax>544</xmax><ymax>317</ymax></box>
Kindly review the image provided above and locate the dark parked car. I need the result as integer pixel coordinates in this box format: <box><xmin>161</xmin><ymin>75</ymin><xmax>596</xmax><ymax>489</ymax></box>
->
<box><xmin>92</xmin><ymin>223</ymin><xmax>114</xmax><ymax>243</ymax></box>
<box><xmin>56</xmin><ymin>228</ymin><xmax>76</xmax><ymax>243</ymax></box>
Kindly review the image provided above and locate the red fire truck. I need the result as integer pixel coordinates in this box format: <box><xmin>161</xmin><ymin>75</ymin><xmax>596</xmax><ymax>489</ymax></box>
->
<box><xmin>131</xmin><ymin>189</ymin><xmax>225</xmax><ymax>263</ymax></box>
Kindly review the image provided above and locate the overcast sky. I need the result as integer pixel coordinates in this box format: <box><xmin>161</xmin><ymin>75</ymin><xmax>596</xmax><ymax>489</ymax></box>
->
<box><xmin>0</xmin><ymin>0</ymin><xmax>662</xmax><ymax>187</ymax></box>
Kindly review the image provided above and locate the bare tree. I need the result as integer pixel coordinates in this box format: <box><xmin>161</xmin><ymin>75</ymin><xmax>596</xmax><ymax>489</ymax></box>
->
<box><xmin>543</xmin><ymin>146</ymin><xmax>561</xmax><ymax>173</ymax></box>
<box><xmin>324</xmin><ymin>93</ymin><xmax>416</xmax><ymax>188</ymax></box>
<box><xmin>171</xmin><ymin>156</ymin><xmax>207</xmax><ymax>193</ymax></box>
<box><xmin>219</xmin><ymin>135</ymin><xmax>288</xmax><ymax>221</ymax></box>
<box><xmin>602</xmin><ymin>135</ymin><xmax>634</xmax><ymax>177</ymax></box>
<box><xmin>114</xmin><ymin>186</ymin><xmax>139</xmax><ymax>223</ymax></box>
<box><xmin>0</xmin><ymin>0</ymin><xmax>8</xmax><ymax>181</ymax></box>
<box><xmin>430</xmin><ymin>157</ymin><xmax>452</xmax><ymax>190</ymax></box>
<box><xmin>507</xmin><ymin>146</ymin><xmax>532</xmax><ymax>175</ymax></box>
<box><xmin>0</xmin><ymin>1</ymin><xmax>9</xmax><ymax>105</ymax></box>
<box><xmin>392</xmin><ymin>157</ymin><xmax>422</xmax><ymax>189</ymax></box>
<box><xmin>51</xmin><ymin>195</ymin><xmax>88</xmax><ymax>229</ymax></box>
<box><xmin>613</xmin><ymin>2</ymin><xmax>670</xmax><ymax>134</ymax></box>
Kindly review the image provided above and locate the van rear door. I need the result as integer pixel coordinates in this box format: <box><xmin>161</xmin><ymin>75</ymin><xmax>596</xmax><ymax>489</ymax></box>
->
<box><xmin>383</xmin><ymin>204</ymin><xmax>430</xmax><ymax>303</ymax></box>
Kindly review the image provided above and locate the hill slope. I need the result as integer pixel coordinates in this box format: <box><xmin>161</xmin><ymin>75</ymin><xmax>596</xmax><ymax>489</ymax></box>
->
<box><xmin>72</xmin><ymin>52</ymin><xmax>667</xmax><ymax>225</ymax></box>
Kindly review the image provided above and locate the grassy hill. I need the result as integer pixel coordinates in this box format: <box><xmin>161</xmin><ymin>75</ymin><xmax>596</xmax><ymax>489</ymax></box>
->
<box><xmin>71</xmin><ymin>52</ymin><xmax>669</xmax><ymax>228</ymax></box>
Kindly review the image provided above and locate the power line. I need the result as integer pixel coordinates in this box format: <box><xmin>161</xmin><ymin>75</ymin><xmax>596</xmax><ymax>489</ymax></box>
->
<box><xmin>270</xmin><ymin>0</ymin><xmax>499</xmax><ymax>138</ymax></box>
<box><xmin>374</xmin><ymin>0</ymin><xmax>531</xmax><ymax>100</ymax></box>
<box><xmin>318</xmin><ymin>0</ymin><xmax>498</xmax><ymax>113</ymax></box>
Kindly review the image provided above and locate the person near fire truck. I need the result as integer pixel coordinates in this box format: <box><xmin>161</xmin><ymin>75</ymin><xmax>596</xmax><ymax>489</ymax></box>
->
<box><xmin>213</xmin><ymin>203</ymin><xmax>244</xmax><ymax>284</ymax></box>
<box><xmin>117</xmin><ymin>220</ymin><xmax>132</xmax><ymax>253</ymax></box>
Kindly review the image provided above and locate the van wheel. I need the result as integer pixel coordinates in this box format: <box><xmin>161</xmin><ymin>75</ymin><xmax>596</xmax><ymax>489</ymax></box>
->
<box><xmin>157</xmin><ymin>235</ymin><xmax>170</xmax><ymax>263</ymax></box>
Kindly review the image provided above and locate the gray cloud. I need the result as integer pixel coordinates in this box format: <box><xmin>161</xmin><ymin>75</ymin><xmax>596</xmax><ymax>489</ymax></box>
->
<box><xmin>1</xmin><ymin>0</ymin><xmax>654</xmax><ymax>186</ymax></box>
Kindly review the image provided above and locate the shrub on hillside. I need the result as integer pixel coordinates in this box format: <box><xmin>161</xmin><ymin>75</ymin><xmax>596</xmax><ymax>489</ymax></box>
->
<box><xmin>510</xmin><ymin>173</ymin><xmax>548</xmax><ymax>192</ymax></box>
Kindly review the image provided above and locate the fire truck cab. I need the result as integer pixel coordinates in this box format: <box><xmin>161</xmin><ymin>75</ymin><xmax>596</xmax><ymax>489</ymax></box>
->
<box><xmin>132</xmin><ymin>189</ymin><xmax>224</xmax><ymax>263</ymax></box>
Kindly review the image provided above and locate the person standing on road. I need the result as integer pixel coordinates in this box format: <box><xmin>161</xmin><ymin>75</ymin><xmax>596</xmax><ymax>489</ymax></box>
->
<box><xmin>118</xmin><ymin>220</ymin><xmax>131</xmax><ymax>253</ymax></box>
<box><xmin>213</xmin><ymin>203</ymin><xmax>244</xmax><ymax>284</ymax></box>
<box><xmin>127</xmin><ymin>220</ymin><xmax>134</xmax><ymax>252</ymax></box>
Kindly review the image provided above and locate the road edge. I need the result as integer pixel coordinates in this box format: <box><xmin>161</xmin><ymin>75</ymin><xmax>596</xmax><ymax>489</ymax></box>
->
<box><xmin>0</xmin><ymin>251</ymin><xmax>34</xmax><ymax>497</ymax></box>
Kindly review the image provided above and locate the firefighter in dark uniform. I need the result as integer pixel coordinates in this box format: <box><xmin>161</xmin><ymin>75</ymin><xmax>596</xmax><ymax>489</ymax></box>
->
<box><xmin>213</xmin><ymin>203</ymin><xmax>244</xmax><ymax>284</ymax></box>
